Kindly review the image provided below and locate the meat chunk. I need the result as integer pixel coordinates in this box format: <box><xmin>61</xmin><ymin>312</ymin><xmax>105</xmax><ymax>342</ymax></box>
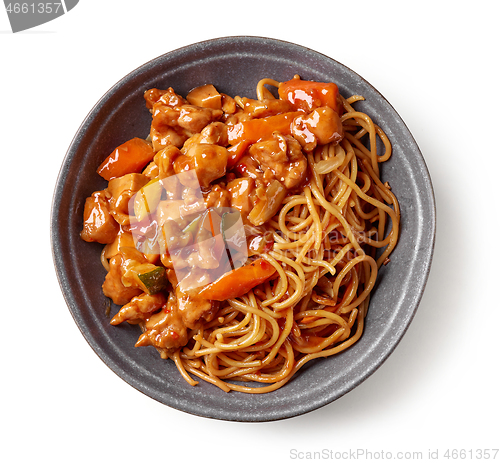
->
<box><xmin>220</xmin><ymin>92</ymin><xmax>235</xmax><ymax>110</ymax></box>
<box><xmin>110</xmin><ymin>292</ymin><xmax>167</xmax><ymax>325</ymax></box>
<box><xmin>247</xmin><ymin>134</ymin><xmax>307</xmax><ymax>189</ymax></box>
<box><xmin>132</xmin><ymin>264</ymin><xmax>218</xmax><ymax>351</ymax></box>
<box><xmin>80</xmin><ymin>190</ymin><xmax>119</xmax><ymax>244</ymax></box>
<box><xmin>106</xmin><ymin>173</ymin><xmax>149</xmax><ymax>225</ymax></box>
<box><xmin>142</xmin><ymin>160</ymin><xmax>159</xmax><ymax>178</ymax></box>
<box><xmin>154</xmin><ymin>145</ymin><xmax>181</xmax><ymax>179</ymax></box>
<box><xmin>227</xmin><ymin>177</ymin><xmax>255</xmax><ymax>217</ymax></box>
<box><xmin>135</xmin><ymin>292</ymin><xmax>188</xmax><ymax>350</ymax></box>
<box><xmin>158</xmin><ymin>219</ymin><xmax>192</xmax><ymax>256</ymax></box>
<box><xmin>150</xmin><ymin>123</ymin><xmax>189</xmax><ymax>152</ymax></box>
<box><xmin>186</xmin><ymin>232</ymin><xmax>224</xmax><ymax>270</ymax></box>
<box><xmin>102</xmin><ymin>253</ymin><xmax>142</xmax><ymax>305</ymax></box>
<box><xmin>182</xmin><ymin>122</ymin><xmax>228</xmax><ymax>151</ymax></box>
<box><xmin>176</xmin><ymin>269</ymin><xmax>217</xmax><ymax>330</ymax></box>
<box><xmin>186</xmin><ymin>84</ymin><xmax>222</xmax><ymax>110</ymax></box>
<box><xmin>144</xmin><ymin>87</ymin><xmax>187</xmax><ymax>110</ymax></box>
<box><xmin>174</xmin><ymin>143</ymin><xmax>229</xmax><ymax>189</ymax></box>
<box><xmin>176</xmin><ymin>105</ymin><xmax>223</xmax><ymax>133</ymax></box>
<box><xmin>177</xmin><ymin>295</ymin><xmax>216</xmax><ymax>331</ymax></box>
<box><xmin>204</xmin><ymin>184</ymin><xmax>230</xmax><ymax>209</ymax></box>
<box><xmin>291</xmin><ymin>106</ymin><xmax>343</xmax><ymax>152</ymax></box>
<box><xmin>103</xmin><ymin>229</ymin><xmax>135</xmax><ymax>260</ymax></box>
<box><xmin>150</xmin><ymin>102</ymin><xmax>223</xmax><ymax>152</ymax></box>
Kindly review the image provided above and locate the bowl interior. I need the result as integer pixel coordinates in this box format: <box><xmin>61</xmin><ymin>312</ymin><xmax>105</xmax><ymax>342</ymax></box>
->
<box><xmin>51</xmin><ymin>36</ymin><xmax>435</xmax><ymax>422</ymax></box>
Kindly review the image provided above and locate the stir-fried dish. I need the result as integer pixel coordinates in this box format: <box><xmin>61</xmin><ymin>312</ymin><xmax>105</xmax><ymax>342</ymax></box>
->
<box><xmin>81</xmin><ymin>75</ymin><xmax>400</xmax><ymax>393</ymax></box>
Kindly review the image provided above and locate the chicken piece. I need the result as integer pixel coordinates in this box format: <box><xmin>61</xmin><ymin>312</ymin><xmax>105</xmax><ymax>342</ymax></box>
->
<box><xmin>142</xmin><ymin>160</ymin><xmax>159</xmax><ymax>178</ymax></box>
<box><xmin>186</xmin><ymin>231</ymin><xmax>224</xmax><ymax>270</ymax></box>
<box><xmin>144</xmin><ymin>87</ymin><xmax>187</xmax><ymax>110</ymax></box>
<box><xmin>150</xmin><ymin>102</ymin><xmax>223</xmax><ymax>152</ymax></box>
<box><xmin>113</xmin><ymin>246</ymin><xmax>156</xmax><ymax>286</ymax></box>
<box><xmin>186</xmin><ymin>84</ymin><xmax>222</xmax><ymax>110</ymax></box>
<box><xmin>106</xmin><ymin>173</ymin><xmax>149</xmax><ymax>225</ymax></box>
<box><xmin>291</xmin><ymin>106</ymin><xmax>343</xmax><ymax>152</ymax></box>
<box><xmin>176</xmin><ymin>268</ymin><xmax>218</xmax><ymax>329</ymax></box>
<box><xmin>174</xmin><ymin>143</ymin><xmax>229</xmax><ymax>189</ymax></box>
<box><xmin>247</xmin><ymin>179</ymin><xmax>287</xmax><ymax>226</ymax></box>
<box><xmin>152</xmin><ymin>146</ymin><xmax>183</xmax><ymax>201</ymax></box>
<box><xmin>135</xmin><ymin>292</ymin><xmax>188</xmax><ymax>350</ymax></box>
<box><xmin>182</xmin><ymin>122</ymin><xmax>228</xmax><ymax>152</ymax></box>
<box><xmin>240</xmin><ymin>97</ymin><xmax>293</xmax><ymax>118</ymax></box>
<box><xmin>110</xmin><ymin>292</ymin><xmax>167</xmax><ymax>325</ymax></box>
<box><xmin>181</xmin><ymin>186</ymin><xmax>206</xmax><ymax>216</ymax></box>
<box><xmin>156</xmin><ymin>193</ymin><xmax>204</xmax><ymax>262</ymax></box>
<box><xmin>204</xmin><ymin>184</ymin><xmax>230</xmax><ymax>209</ymax></box>
<box><xmin>103</xmin><ymin>229</ymin><xmax>135</xmax><ymax>260</ymax></box>
<box><xmin>165</xmin><ymin>268</ymin><xmax>179</xmax><ymax>286</ymax></box>
<box><xmin>154</xmin><ymin>145</ymin><xmax>181</xmax><ymax>179</ymax></box>
<box><xmin>144</xmin><ymin>88</ymin><xmax>168</xmax><ymax>110</ymax></box>
<box><xmin>156</xmin><ymin>189</ymin><xmax>205</xmax><ymax>229</ymax></box>
<box><xmin>223</xmin><ymin>109</ymin><xmax>252</xmax><ymax>126</ymax></box>
<box><xmin>160</xmin><ymin>249</ymin><xmax>190</xmax><ymax>271</ymax></box>
<box><xmin>198</xmin><ymin>121</ymin><xmax>228</xmax><ymax>145</ymax></box>
<box><xmin>227</xmin><ymin>178</ymin><xmax>256</xmax><ymax>218</ymax></box>
<box><xmin>159</xmin><ymin>220</ymin><xmax>192</xmax><ymax>253</ymax></box>
<box><xmin>178</xmin><ymin>295</ymin><xmax>217</xmax><ymax>331</ymax></box>
<box><xmin>176</xmin><ymin>105</ymin><xmax>222</xmax><ymax>133</ymax></box>
<box><xmin>247</xmin><ymin>134</ymin><xmax>307</xmax><ymax>189</ymax></box>
<box><xmin>81</xmin><ymin>190</ymin><xmax>119</xmax><ymax>244</ymax></box>
<box><xmin>150</xmin><ymin>103</ymin><xmax>189</xmax><ymax>151</ymax></box>
<box><xmin>134</xmin><ymin>269</ymin><xmax>218</xmax><ymax>350</ymax></box>
<box><xmin>221</xmin><ymin>94</ymin><xmax>237</xmax><ymax>116</ymax></box>
<box><xmin>102</xmin><ymin>253</ymin><xmax>143</xmax><ymax>305</ymax></box>
<box><xmin>150</xmin><ymin>124</ymin><xmax>189</xmax><ymax>152</ymax></box>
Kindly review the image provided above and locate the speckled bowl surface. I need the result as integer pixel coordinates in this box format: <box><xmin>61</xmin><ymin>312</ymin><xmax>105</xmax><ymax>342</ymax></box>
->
<box><xmin>51</xmin><ymin>36</ymin><xmax>435</xmax><ymax>422</ymax></box>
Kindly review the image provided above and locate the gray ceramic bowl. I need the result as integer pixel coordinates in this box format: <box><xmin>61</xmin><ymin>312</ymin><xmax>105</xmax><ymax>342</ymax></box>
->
<box><xmin>51</xmin><ymin>36</ymin><xmax>436</xmax><ymax>422</ymax></box>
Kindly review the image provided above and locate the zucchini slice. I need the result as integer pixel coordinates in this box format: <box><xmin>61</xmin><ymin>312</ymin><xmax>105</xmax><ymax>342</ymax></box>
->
<box><xmin>131</xmin><ymin>263</ymin><xmax>167</xmax><ymax>295</ymax></box>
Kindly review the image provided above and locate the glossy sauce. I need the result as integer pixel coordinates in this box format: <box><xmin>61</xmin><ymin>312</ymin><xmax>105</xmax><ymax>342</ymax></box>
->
<box><xmin>278</xmin><ymin>79</ymin><xmax>341</xmax><ymax>114</ymax></box>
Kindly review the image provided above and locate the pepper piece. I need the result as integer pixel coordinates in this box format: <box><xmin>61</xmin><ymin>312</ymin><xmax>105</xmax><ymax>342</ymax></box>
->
<box><xmin>97</xmin><ymin>138</ymin><xmax>155</xmax><ymax>181</ymax></box>
<box><xmin>198</xmin><ymin>258</ymin><xmax>277</xmax><ymax>301</ymax></box>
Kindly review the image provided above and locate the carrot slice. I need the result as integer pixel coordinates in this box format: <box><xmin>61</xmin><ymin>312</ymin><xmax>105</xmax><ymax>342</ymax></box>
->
<box><xmin>97</xmin><ymin>138</ymin><xmax>154</xmax><ymax>181</ymax></box>
<box><xmin>227</xmin><ymin>112</ymin><xmax>300</xmax><ymax>145</ymax></box>
<box><xmin>198</xmin><ymin>258</ymin><xmax>277</xmax><ymax>301</ymax></box>
<box><xmin>227</xmin><ymin>140</ymin><xmax>251</xmax><ymax>168</ymax></box>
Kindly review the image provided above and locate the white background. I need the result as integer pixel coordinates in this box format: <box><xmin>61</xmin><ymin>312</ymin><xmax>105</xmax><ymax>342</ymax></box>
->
<box><xmin>1</xmin><ymin>1</ymin><xmax>499</xmax><ymax>462</ymax></box>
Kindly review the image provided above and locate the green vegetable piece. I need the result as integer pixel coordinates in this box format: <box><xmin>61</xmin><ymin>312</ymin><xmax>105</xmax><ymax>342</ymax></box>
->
<box><xmin>221</xmin><ymin>210</ymin><xmax>246</xmax><ymax>251</ymax></box>
<box><xmin>182</xmin><ymin>214</ymin><xmax>202</xmax><ymax>235</ymax></box>
<box><xmin>134</xmin><ymin>177</ymin><xmax>162</xmax><ymax>222</ymax></box>
<box><xmin>137</xmin><ymin>266</ymin><xmax>167</xmax><ymax>295</ymax></box>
